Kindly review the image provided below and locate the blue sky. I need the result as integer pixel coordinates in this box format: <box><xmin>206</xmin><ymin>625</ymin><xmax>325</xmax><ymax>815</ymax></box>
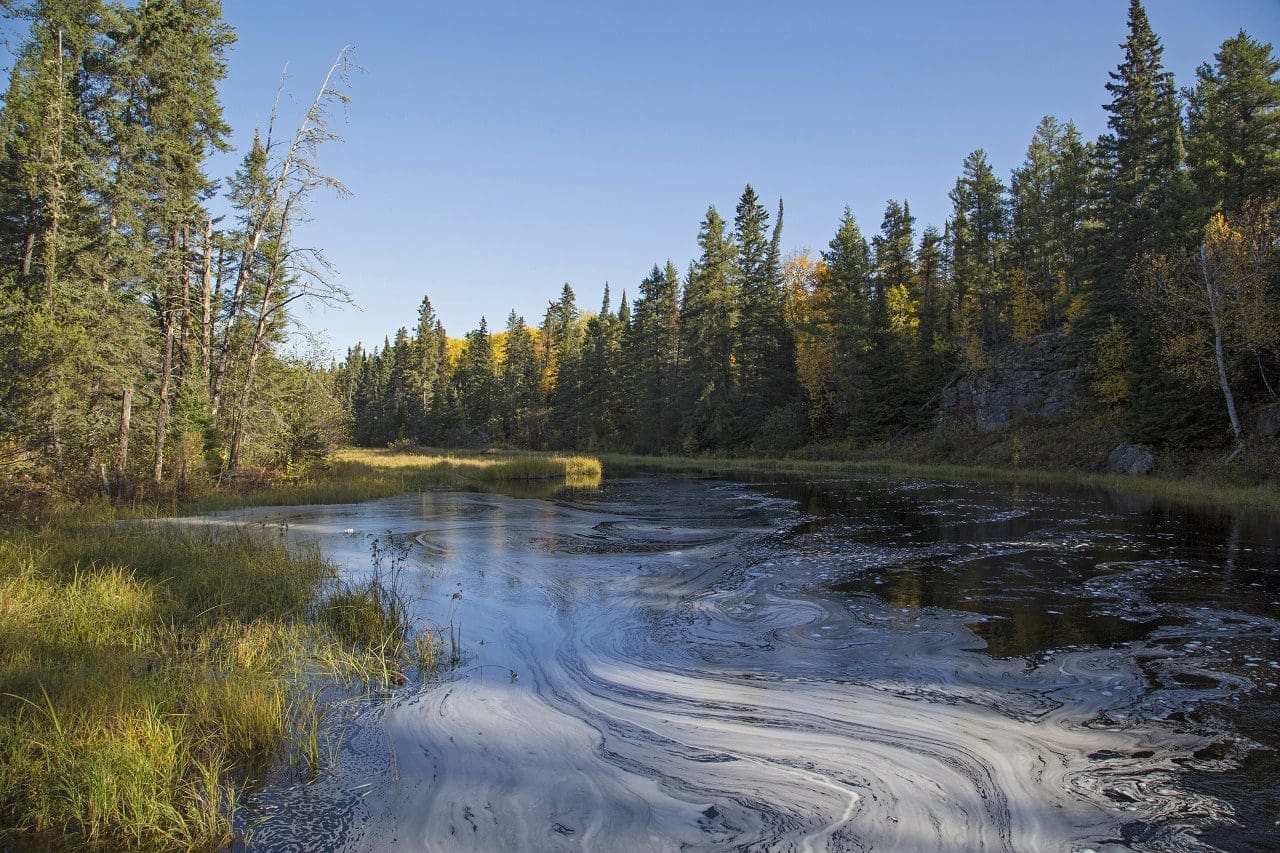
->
<box><xmin>9</xmin><ymin>2</ymin><xmax>1280</xmax><ymax>354</ymax></box>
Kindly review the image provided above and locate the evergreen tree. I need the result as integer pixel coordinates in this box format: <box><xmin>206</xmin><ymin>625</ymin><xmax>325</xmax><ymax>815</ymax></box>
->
<box><xmin>499</xmin><ymin>310</ymin><xmax>538</xmax><ymax>445</ymax></box>
<box><xmin>453</xmin><ymin>317</ymin><xmax>497</xmax><ymax>441</ymax></box>
<box><xmin>628</xmin><ymin>262</ymin><xmax>682</xmax><ymax>452</ymax></box>
<box><xmin>733</xmin><ymin>186</ymin><xmax>795</xmax><ymax>439</ymax></box>
<box><xmin>947</xmin><ymin>150</ymin><xmax>1009</xmax><ymax>352</ymax></box>
<box><xmin>578</xmin><ymin>284</ymin><xmax>620</xmax><ymax>449</ymax></box>
<box><xmin>543</xmin><ymin>283</ymin><xmax>583</xmax><ymax>447</ymax></box>
<box><xmin>409</xmin><ymin>295</ymin><xmax>441</xmax><ymax>441</ymax></box>
<box><xmin>821</xmin><ymin>207</ymin><xmax>873</xmax><ymax>436</ymax></box>
<box><xmin>678</xmin><ymin>205</ymin><xmax>739</xmax><ymax>450</ymax></box>
<box><xmin>914</xmin><ymin>225</ymin><xmax>950</xmax><ymax>393</ymax></box>
<box><xmin>867</xmin><ymin>199</ymin><xmax>920</xmax><ymax>434</ymax></box>
<box><xmin>1089</xmin><ymin>1</ymin><xmax>1209</xmax><ymax>443</ymax></box>
<box><xmin>1092</xmin><ymin>0</ymin><xmax>1194</xmax><ymax>320</ymax></box>
<box><xmin>1186</xmin><ymin>31</ymin><xmax>1280</xmax><ymax>217</ymax></box>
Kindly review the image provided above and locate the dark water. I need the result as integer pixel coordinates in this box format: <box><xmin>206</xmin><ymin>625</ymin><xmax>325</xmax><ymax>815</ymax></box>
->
<box><xmin>192</xmin><ymin>472</ymin><xmax>1280</xmax><ymax>851</ymax></box>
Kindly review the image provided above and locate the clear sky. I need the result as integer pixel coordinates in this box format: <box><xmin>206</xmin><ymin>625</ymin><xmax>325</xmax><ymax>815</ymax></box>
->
<box><xmin>9</xmin><ymin>1</ymin><xmax>1280</xmax><ymax>355</ymax></box>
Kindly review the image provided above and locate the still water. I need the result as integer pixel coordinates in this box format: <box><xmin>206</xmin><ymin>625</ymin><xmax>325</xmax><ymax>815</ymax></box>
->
<box><xmin>201</xmin><ymin>473</ymin><xmax>1279</xmax><ymax>851</ymax></box>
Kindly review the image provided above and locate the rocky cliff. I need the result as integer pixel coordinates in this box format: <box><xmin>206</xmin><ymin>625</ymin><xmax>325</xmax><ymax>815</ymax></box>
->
<box><xmin>937</xmin><ymin>329</ymin><xmax>1080</xmax><ymax>433</ymax></box>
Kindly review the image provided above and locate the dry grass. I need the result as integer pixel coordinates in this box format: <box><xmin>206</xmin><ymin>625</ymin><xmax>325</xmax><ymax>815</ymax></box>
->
<box><xmin>0</xmin><ymin>526</ymin><xmax>423</xmax><ymax>850</ymax></box>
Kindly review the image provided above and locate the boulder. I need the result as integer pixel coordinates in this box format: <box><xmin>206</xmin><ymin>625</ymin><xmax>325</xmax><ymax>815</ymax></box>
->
<box><xmin>1257</xmin><ymin>402</ymin><xmax>1280</xmax><ymax>438</ymax></box>
<box><xmin>1107</xmin><ymin>443</ymin><xmax>1155</xmax><ymax>476</ymax></box>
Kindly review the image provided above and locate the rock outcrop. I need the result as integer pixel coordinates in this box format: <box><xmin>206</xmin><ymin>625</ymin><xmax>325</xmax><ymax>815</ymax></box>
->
<box><xmin>1107</xmin><ymin>443</ymin><xmax>1156</xmax><ymax>476</ymax></box>
<box><xmin>1257</xmin><ymin>402</ymin><xmax>1280</xmax><ymax>438</ymax></box>
<box><xmin>937</xmin><ymin>329</ymin><xmax>1079</xmax><ymax>433</ymax></box>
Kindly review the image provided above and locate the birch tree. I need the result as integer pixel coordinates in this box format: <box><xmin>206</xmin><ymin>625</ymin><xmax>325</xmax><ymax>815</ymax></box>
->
<box><xmin>1143</xmin><ymin>208</ymin><xmax>1280</xmax><ymax>449</ymax></box>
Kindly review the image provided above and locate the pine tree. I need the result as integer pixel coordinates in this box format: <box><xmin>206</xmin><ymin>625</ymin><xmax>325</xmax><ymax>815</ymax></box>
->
<box><xmin>499</xmin><ymin>310</ymin><xmax>538</xmax><ymax>445</ymax></box>
<box><xmin>628</xmin><ymin>262</ymin><xmax>682</xmax><ymax>452</ymax></box>
<box><xmin>914</xmin><ymin>225</ymin><xmax>950</xmax><ymax>394</ymax></box>
<box><xmin>1093</xmin><ymin>0</ymin><xmax>1194</xmax><ymax>320</ymax></box>
<box><xmin>1186</xmin><ymin>31</ymin><xmax>1280</xmax><ymax>217</ymax></box>
<box><xmin>409</xmin><ymin>295</ymin><xmax>441</xmax><ymax>441</ymax></box>
<box><xmin>867</xmin><ymin>199</ymin><xmax>920</xmax><ymax>434</ymax></box>
<box><xmin>678</xmin><ymin>206</ymin><xmax>739</xmax><ymax>450</ymax></box>
<box><xmin>821</xmin><ymin>207</ymin><xmax>873</xmax><ymax>436</ymax></box>
<box><xmin>453</xmin><ymin>317</ymin><xmax>497</xmax><ymax>441</ymax></box>
<box><xmin>733</xmin><ymin>187</ymin><xmax>795</xmax><ymax>439</ymax></box>
<box><xmin>948</xmin><ymin>150</ymin><xmax>1009</xmax><ymax>352</ymax></box>
<box><xmin>543</xmin><ymin>283</ymin><xmax>583</xmax><ymax>447</ymax></box>
<box><xmin>578</xmin><ymin>284</ymin><xmax>620</xmax><ymax>449</ymax></box>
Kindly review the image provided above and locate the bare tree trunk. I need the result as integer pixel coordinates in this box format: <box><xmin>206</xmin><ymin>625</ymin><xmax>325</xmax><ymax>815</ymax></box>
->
<box><xmin>116</xmin><ymin>387</ymin><xmax>131</xmax><ymax>494</ymax></box>
<box><xmin>200</xmin><ymin>219</ymin><xmax>213</xmax><ymax>383</ymax></box>
<box><xmin>227</xmin><ymin>274</ymin><xmax>278</xmax><ymax>475</ymax></box>
<box><xmin>21</xmin><ymin>232</ymin><xmax>33</xmax><ymax>279</ymax></box>
<box><xmin>154</xmin><ymin>306</ymin><xmax>174</xmax><ymax>484</ymax></box>
<box><xmin>178</xmin><ymin>227</ymin><xmax>190</xmax><ymax>371</ymax></box>
<box><xmin>212</xmin><ymin>50</ymin><xmax>351</xmax><ymax>418</ymax></box>
<box><xmin>1202</xmin><ymin>247</ymin><xmax>1244</xmax><ymax>446</ymax></box>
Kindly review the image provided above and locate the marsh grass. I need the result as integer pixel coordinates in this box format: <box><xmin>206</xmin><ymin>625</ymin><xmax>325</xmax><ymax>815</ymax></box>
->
<box><xmin>0</xmin><ymin>525</ymin><xmax>425</xmax><ymax>850</ymax></box>
<box><xmin>77</xmin><ymin>448</ymin><xmax>602</xmax><ymax>521</ymax></box>
<box><xmin>600</xmin><ymin>452</ymin><xmax>1280</xmax><ymax>516</ymax></box>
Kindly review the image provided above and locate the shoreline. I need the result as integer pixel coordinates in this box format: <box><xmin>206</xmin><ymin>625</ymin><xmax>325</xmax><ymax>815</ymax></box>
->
<box><xmin>599</xmin><ymin>452</ymin><xmax>1280</xmax><ymax>517</ymax></box>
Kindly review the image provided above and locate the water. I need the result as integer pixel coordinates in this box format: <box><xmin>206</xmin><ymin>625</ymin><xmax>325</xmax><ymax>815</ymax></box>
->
<box><xmin>197</xmin><ymin>473</ymin><xmax>1280</xmax><ymax>851</ymax></box>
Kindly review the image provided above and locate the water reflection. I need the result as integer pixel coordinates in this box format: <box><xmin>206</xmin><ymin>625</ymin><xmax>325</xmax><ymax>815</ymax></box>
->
<box><xmin>191</xmin><ymin>471</ymin><xmax>1278</xmax><ymax>851</ymax></box>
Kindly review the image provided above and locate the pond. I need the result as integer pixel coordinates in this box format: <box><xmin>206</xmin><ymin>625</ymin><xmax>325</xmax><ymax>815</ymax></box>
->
<box><xmin>201</xmin><ymin>473</ymin><xmax>1279</xmax><ymax>851</ymax></box>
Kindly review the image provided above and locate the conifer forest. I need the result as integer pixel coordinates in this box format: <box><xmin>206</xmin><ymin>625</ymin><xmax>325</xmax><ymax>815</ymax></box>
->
<box><xmin>0</xmin><ymin>1</ymin><xmax>1276</xmax><ymax>493</ymax></box>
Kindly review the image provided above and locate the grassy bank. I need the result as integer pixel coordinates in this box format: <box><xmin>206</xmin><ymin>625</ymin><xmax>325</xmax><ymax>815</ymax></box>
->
<box><xmin>89</xmin><ymin>448</ymin><xmax>603</xmax><ymax>520</ymax></box>
<box><xmin>0</xmin><ymin>524</ymin><xmax>427</xmax><ymax>850</ymax></box>
<box><xmin>0</xmin><ymin>446</ymin><xmax>599</xmax><ymax>847</ymax></box>
<box><xmin>601</xmin><ymin>452</ymin><xmax>1280</xmax><ymax>516</ymax></box>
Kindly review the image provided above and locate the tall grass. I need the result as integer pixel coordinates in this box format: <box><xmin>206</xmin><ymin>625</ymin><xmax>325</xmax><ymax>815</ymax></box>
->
<box><xmin>600</xmin><ymin>452</ymin><xmax>1280</xmax><ymax>516</ymax></box>
<box><xmin>79</xmin><ymin>447</ymin><xmax>602</xmax><ymax>520</ymax></box>
<box><xmin>0</xmin><ymin>525</ymin><xmax>425</xmax><ymax>850</ymax></box>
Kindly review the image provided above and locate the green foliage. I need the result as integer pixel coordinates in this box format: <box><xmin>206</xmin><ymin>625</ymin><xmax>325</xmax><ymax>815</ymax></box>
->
<box><xmin>0</xmin><ymin>2</ymin><xmax>350</xmax><ymax>502</ymax></box>
<box><xmin>1186</xmin><ymin>31</ymin><xmax>1280</xmax><ymax>217</ymax></box>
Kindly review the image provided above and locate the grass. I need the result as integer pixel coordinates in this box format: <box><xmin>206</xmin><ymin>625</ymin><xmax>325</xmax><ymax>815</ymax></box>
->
<box><xmin>600</xmin><ymin>451</ymin><xmax>1280</xmax><ymax>516</ymax></box>
<box><xmin>68</xmin><ymin>448</ymin><xmax>603</xmax><ymax>521</ymax></box>
<box><xmin>0</xmin><ymin>524</ymin><xmax>428</xmax><ymax>850</ymax></box>
<box><xmin>0</xmin><ymin>445</ymin><xmax>592</xmax><ymax>848</ymax></box>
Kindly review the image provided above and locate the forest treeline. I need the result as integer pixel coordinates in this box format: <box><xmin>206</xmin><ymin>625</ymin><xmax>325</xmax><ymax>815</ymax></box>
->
<box><xmin>0</xmin><ymin>0</ymin><xmax>352</xmax><ymax>502</ymax></box>
<box><xmin>343</xmin><ymin>1</ymin><xmax>1280</xmax><ymax>461</ymax></box>
<box><xmin>2</xmin><ymin>1</ymin><xmax>1278</xmax><ymax>505</ymax></box>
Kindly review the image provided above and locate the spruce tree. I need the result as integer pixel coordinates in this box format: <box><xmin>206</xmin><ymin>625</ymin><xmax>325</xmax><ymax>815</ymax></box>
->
<box><xmin>678</xmin><ymin>205</ymin><xmax>739</xmax><ymax>450</ymax></box>
<box><xmin>454</xmin><ymin>317</ymin><xmax>498</xmax><ymax>441</ymax></box>
<box><xmin>868</xmin><ymin>199</ymin><xmax>920</xmax><ymax>434</ymax></box>
<box><xmin>821</xmin><ymin>207</ymin><xmax>873</xmax><ymax>436</ymax></box>
<box><xmin>1186</xmin><ymin>31</ymin><xmax>1280</xmax><ymax>216</ymax></box>
<box><xmin>948</xmin><ymin>150</ymin><xmax>1009</xmax><ymax>351</ymax></box>
<box><xmin>410</xmin><ymin>295</ymin><xmax>441</xmax><ymax>442</ymax></box>
<box><xmin>499</xmin><ymin>310</ymin><xmax>538</xmax><ymax>445</ymax></box>
<box><xmin>733</xmin><ymin>186</ymin><xmax>795</xmax><ymax>439</ymax></box>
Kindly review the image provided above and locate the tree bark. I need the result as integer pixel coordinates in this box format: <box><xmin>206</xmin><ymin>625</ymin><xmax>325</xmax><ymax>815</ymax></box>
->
<box><xmin>154</xmin><ymin>306</ymin><xmax>174</xmax><ymax>484</ymax></box>
<box><xmin>116</xmin><ymin>387</ymin><xmax>132</xmax><ymax>494</ymax></box>
<box><xmin>200</xmin><ymin>219</ymin><xmax>213</xmax><ymax>383</ymax></box>
<box><xmin>21</xmin><ymin>232</ymin><xmax>34</xmax><ymax>280</ymax></box>
<box><xmin>1202</xmin><ymin>246</ymin><xmax>1244</xmax><ymax>445</ymax></box>
<box><xmin>226</xmin><ymin>282</ymin><xmax>273</xmax><ymax>475</ymax></box>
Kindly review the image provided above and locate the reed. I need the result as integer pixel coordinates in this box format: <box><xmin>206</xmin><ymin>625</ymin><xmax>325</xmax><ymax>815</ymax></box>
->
<box><xmin>0</xmin><ymin>525</ymin><xmax>420</xmax><ymax>850</ymax></box>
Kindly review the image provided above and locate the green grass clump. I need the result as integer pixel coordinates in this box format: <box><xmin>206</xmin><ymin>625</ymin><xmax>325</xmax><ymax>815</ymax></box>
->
<box><xmin>475</xmin><ymin>454</ymin><xmax>602</xmax><ymax>484</ymax></box>
<box><xmin>0</xmin><ymin>525</ymin><xmax>422</xmax><ymax>850</ymax></box>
